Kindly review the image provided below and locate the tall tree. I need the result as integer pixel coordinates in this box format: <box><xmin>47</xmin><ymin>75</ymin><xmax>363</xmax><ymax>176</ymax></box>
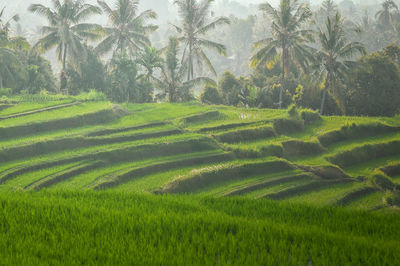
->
<box><xmin>0</xmin><ymin>7</ymin><xmax>22</xmax><ymax>90</ymax></box>
<box><xmin>173</xmin><ymin>0</ymin><xmax>230</xmax><ymax>80</ymax></box>
<box><xmin>157</xmin><ymin>37</ymin><xmax>213</xmax><ymax>102</ymax></box>
<box><xmin>28</xmin><ymin>0</ymin><xmax>102</xmax><ymax>94</ymax></box>
<box><xmin>321</xmin><ymin>0</ymin><xmax>337</xmax><ymax>19</ymax></box>
<box><xmin>315</xmin><ymin>13</ymin><xmax>365</xmax><ymax>115</ymax></box>
<box><xmin>375</xmin><ymin>0</ymin><xmax>398</xmax><ymax>31</ymax></box>
<box><xmin>251</xmin><ymin>0</ymin><xmax>314</xmax><ymax>109</ymax></box>
<box><xmin>136</xmin><ymin>46</ymin><xmax>163</xmax><ymax>81</ymax></box>
<box><xmin>96</xmin><ymin>0</ymin><xmax>157</xmax><ymax>56</ymax></box>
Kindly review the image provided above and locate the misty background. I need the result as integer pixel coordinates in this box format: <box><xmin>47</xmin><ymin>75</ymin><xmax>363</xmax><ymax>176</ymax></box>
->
<box><xmin>0</xmin><ymin>0</ymin><xmax>391</xmax><ymax>76</ymax></box>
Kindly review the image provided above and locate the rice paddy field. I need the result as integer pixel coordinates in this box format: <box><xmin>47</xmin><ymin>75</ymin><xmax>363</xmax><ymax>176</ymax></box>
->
<box><xmin>0</xmin><ymin>98</ymin><xmax>400</xmax><ymax>265</ymax></box>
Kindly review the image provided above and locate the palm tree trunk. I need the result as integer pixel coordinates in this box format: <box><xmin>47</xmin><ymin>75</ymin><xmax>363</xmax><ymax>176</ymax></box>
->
<box><xmin>279</xmin><ymin>49</ymin><xmax>286</xmax><ymax>109</ymax></box>
<box><xmin>320</xmin><ymin>77</ymin><xmax>329</xmax><ymax>115</ymax></box>
<box><xmin>0</xmin><ymin>75</ymin><xmax>3</xmax><ymax>89</ymax></box>
<box><xmin>61</xmin><ymin>44</ymin><xmax>68</xmax><ymax>95</ymax></box>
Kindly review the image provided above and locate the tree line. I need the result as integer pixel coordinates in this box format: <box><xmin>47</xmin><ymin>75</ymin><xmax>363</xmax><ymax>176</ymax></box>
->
<box><xmin>1</xmin><ymin>0</ymin><xmax>400</xmax><ymax>117</ymax></box>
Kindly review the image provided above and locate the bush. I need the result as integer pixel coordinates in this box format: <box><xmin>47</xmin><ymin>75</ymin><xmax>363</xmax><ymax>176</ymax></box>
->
<box><xmin>200</xmin><ymin>86</ymin><xmax>222</xmax><ymax>105</ymax></box>
<box><xmin>76</xmin><ymin>90</ymin><xmax>107</xmax><ymax>102</ymax></box>
<box><xmin>300</xmin><ymin>109</ymin><xmax>321</xmax><ymax>124</ymax></box>
<box><xmin>0</xmin><ymin>88</ymin><xmax>12</xmax><ymax>97</ymax></box>
<box><xmin>345</xmin><ymin>51</ymin><xmax>400</xmax><ymax>116</ymax></box>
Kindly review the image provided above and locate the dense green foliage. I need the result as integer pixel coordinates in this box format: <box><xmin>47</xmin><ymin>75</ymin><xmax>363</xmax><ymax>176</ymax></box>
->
<box><xmin>1</xmin><ymin>191</ymin><xmax>399</xmax><ymax>265</ymax></box>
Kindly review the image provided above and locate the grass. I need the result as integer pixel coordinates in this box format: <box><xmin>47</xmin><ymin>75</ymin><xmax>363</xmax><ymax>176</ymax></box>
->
<box><xmin>0</xmin><ymin>191</ymin><xmax>399</xmax><ymax>265</ymax></box>
<box><xmin>0</xmin><ymin>102</ymin><xmax>111</xmax><ymax>128</ymax></box>
<box><xmin>1</xmin><ymin>99</ymin><xmax>400</xmax><ymax>263</ymax></box>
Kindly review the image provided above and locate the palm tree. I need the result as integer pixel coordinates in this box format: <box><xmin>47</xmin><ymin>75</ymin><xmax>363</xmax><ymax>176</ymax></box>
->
<box><xmin>321</xmin><ymin>0</ymin><xmax>337</xmax><ymax>18</ymax></box>
<box><xmin>157</xmin><ymin>37</ymin><xmax>213</xmax><ymax>102</ymax></box>
<box><xmin>173</xmin><ymin>0</ymin><xmax>230</xmax><ymax>80</ymax></box>
<box><xmin>0</xmin><ymin>6</ymin><xmax>19</xmax><ymax>39</ymax></box>
<box><xmin>28</xmin><ymin>0</ymin><xmax>102</xmax><ymax>94</ymax></box>
<box><xmin>251</xmin><ymin>0</ymin><xmax>314</xmax><ymax>109</ymax></box>
<box><xmin>136</xmin><ymin>45</ymin><xmax>163</xmax><ymax>81</ymax></box>
<box><xmin>96</xmin><ymin>0</ymin><xmax>157</xmax><ymax>56</ymax></box>
<box><xmin>375</xmin><ymin>0</ymin><xmax>398</xmax><ymax>31</ymax></box>
<box><xmin>315</xmin><ymin>13</ymin><xmax>365</xmax><ymax>115</ymax></box>
<box><xmin>0</xmin><ymin>7</ymin><xmax>24</xmax><ymax>89</ymax></box>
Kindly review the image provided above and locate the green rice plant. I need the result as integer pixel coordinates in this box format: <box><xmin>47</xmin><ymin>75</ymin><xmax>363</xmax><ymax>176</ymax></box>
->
<box><xmin>281</xmin><ymin>140</ymin><xmax>326</xmax><ymax>157</ymax></box>
<box><xmin>327</xmin><ymin>140</ymin><xmax>400</xmax><ymax>168</ymax></box>
<box><xmin>224</xmin><ymin>173</ymin><xmax>312</xmax><ymax>197</ymax></box>
<box><xmin>179</xmin><ymin>110</ymin><xmax>222</xmax><ymax>125</ymax></box>
<box><xmin>161</xmin><ymin>160</ymin><xmax>294</xmax><ymax>194</ymax></box>
<box><xmin>0</xmin><ymin>192</ymin><xmax>399</xmax><ymax>264</ymax></box>
<box><xmin>368</xmin><ymin>170</ymin><xmax>396</xmax><ymax>191</ymax></box>
<box><xmin>318</xmin><ymin>123</ymin><xmax>400</xmax><ymax>147</ymax></box>
<box><xmin>265</xmin><ymin>179</ymin><xmax>353</xmax><ymax>200</ymax></box>
<box><xmin>335</xmin><ymin>186</ymin><xmax>379</xmax><ymax>206</ymax></box>
<box><xmin>94</xmin><ymin>152</ymin><xmax>234</xmax><ymax>190</ymax></box>
<box><xmin>273</xmin><ymin>118</ymin><xmax>304</xmax><ymax>134</ymax></box>
<box><xmin>215</xmin><ymin>125</ymin><xmax>276</xmax><ymax>143</ymax></box>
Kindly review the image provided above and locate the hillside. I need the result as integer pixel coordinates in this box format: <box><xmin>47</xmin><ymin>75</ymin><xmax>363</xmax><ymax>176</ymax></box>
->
<box><xmin>1</xmin><ymin>97</ymin><xmax>400</xmax><ymax>264</ymax></box>
<box><xmin>1</xmin><ymin>97</ymin><xmax>400</xmax><ymax>209</ymax></box>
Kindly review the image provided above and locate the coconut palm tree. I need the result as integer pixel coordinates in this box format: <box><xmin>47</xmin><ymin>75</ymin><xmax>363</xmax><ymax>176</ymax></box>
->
<box><xmin>0</xmin><ymin>6</ymin><xmax>19</xmax><ymax>39</ymax></box>
<box><xmin>0</xmin><ymin>7</ymin><xmax>24</xmax><ymax>89</ymax></box>
<box><xmin>375</xmin><ymin>0</ymin><xmax>398</xmax><ymax>31</ymax></box>
<box><xmin>315</xmin><ymin>13</ymin><xmax>365</xmax><ymax>115</ymax></box>
<box><xmin>136</xmin><ymin>45</ymin><xmax>163</xmax><ymax>81</ymax></box>
<box><xmin>28</xmin><ymin>0</ymin><xmax>103</xmax><ymax>94</ymax></box>
<box><xmin>173</xmin><ymin>0</ymin><xmax>230</xmax><ymax>80</ymax></box>
<box><xmin>321</xmin><ymin>0</ymin><xmax>337</xmax><ymax>18</ymax></box>
<box><xmin>157</xmin><ymin>37</ymin><xmax>213</xmax><ymax>102</ymax></box>
<box><xmin>96</xmin><ymin>0</ymin><xmax>157</xmax><ymax>56</ymax></box>
<box><xmin>251</xmin><ymin>0</ymin><xmax>314</xmax><ymax>109</ymax></box>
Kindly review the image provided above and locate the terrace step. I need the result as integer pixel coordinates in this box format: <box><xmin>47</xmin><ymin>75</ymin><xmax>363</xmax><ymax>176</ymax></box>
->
<box><xmin>0</xmin><ymin>138</ymin><xmax>218</xmax><ymax>184</ymax></box>
<box><xmin>0</xmin><ymin>108</ymin><xmax>117</xmax><ymax>139</ymax></box>
<box><xmin>93</xmin><ymin>152</ymin><xmax>235</xmax><ymax>190</ymax></box>
<box><xmin>264</xmin><ymin>179</ymin><xmax>353</xmax><ymax>200</ymax></box>
<box><xmin>223</xmin><ymin>173</ymin><xmax>312</xmax><ymax>197</ymax></box>
<box><xmin>0</xmin><ymin>128</ymin><xmax>183</xmax><ymax>163</ymax></box>
<box><xmin>26</xmin><ymin>161</ymin><xmax>103</xmax><ymax>190</ymax></box>
<box><xmin>0</xmin><ymin>101</ymin><xmax>80</xmax><ymax>121</ymax></box>
<box><xmin>335</xmin><ymin>187</ymin><xmax>379</xmax><ymax>206</ymax></box>
<box><xmin>87</xmin><ymin>122</ymin><xmax>167</xmax><ymax>137</ymax></box>
<box><xmin>161</xmin><ymin>160</ymin><xmax>295</xmax><ymax>194</ymax></box>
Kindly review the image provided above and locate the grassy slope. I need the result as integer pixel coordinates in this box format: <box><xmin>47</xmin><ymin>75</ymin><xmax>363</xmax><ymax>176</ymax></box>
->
<box><xmin>1</xmin><ymin>99</ymin><xmax>400</xmax><ymax>263</ymax></box>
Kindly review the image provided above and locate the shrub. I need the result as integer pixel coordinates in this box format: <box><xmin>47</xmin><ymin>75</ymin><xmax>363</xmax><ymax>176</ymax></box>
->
<box><xmin>200</xmin><ymin>86</ymin><xmax>222</xmax><ymax>105</ymax></box>
<box><xmin>0</xmin><ymin>88</ymin><xmax>12</xmax><ymax>97</ymax></box>
<box><xmin>76</xmin><ymin>90</ymin><xmax>107</xmax><ymax>102</ymax></box>
<box><xmin>300</xmin><ymin>109</ymin><xmax>321</xmax><ymax>125</ymax></box>
<box><xmin>288</xmin><ymin>104</ymin><xmax>299</xmax><ymax>118</ymax></box>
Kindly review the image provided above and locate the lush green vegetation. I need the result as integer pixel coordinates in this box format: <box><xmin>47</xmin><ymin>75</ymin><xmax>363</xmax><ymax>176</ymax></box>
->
<box><xmin>1</xmin><ymin>192</ymin><xmax>399</xmax><ymax>265</ymax></box>
<box><xmin>1</xmin><ymin>0</ymin><xmax>400</xmax><ymax>264</ymax></box>
<box><xmin>0</xmin><ymin>96</ymin><xmax>399</xmax><ymax>264</ymax></box>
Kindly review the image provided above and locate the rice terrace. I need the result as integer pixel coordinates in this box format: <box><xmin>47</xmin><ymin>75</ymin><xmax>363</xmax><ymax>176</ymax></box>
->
<box><xmin>2</xmin><ymin>0</ymin><xmax>400</xmax><ymax>265</ymax></box>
